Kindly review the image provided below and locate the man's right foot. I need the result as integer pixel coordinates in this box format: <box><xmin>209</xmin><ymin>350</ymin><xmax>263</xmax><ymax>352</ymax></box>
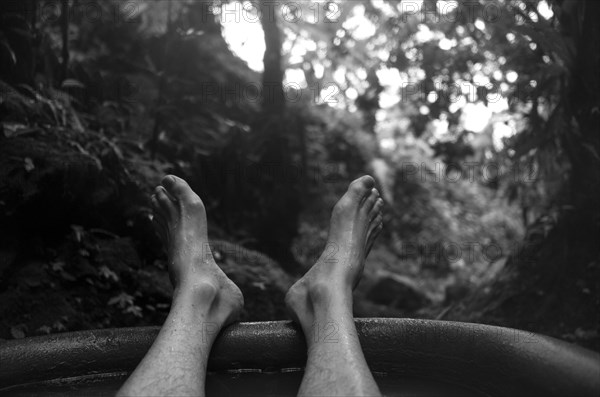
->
<box><xmin>285</xmin><ymin>175</ymin><xmax>383</xmax><ymax>326</ymax></box>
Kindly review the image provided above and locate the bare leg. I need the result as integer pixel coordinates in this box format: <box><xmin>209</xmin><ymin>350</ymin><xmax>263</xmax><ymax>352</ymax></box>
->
<box><xmin>286</xmin><ymin>175</ymin><xmax>384</xmax><ymax>397</ymax></box>
<box><xmin>117</xmin><ymin>175</ymin><xmax>243</xmax><ymax>397</ymax></box>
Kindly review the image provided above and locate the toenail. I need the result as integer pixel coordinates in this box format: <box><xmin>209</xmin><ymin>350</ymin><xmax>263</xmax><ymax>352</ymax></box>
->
<box><xmin>163</xmin><ymin>175</ymin><xmax>176</xmax><ymax>185</ymax></box>
<box><xmin>363</xmin><ymin>175</ymin><xmax>376</xmax><ymax>187</ymax></box>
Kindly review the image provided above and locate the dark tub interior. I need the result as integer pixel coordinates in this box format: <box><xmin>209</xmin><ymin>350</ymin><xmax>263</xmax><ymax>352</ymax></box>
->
<box><xmin>1</xmin><ymin>319</ymin><xmax>599</xmax><ymax>396</ymax></box>
<box><xmin>1</xmin><ymin>371</ymin><xmax>484</xmax><ymax>396</ymax></box>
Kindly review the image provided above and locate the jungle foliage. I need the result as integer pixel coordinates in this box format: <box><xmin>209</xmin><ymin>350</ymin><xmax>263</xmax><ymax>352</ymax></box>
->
<box><xmin>0</xmin><ymin>0</ymin><xmax>598</xmax><ymax>349</ymax></box>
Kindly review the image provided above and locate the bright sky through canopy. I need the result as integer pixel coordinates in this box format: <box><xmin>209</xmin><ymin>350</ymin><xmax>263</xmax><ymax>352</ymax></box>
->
<box><xmin>220</xmin><ymin>2</ymin><xmax>266</xmax><ymax>72</ymax></box>
<box><xmin>220</xmin><ymin>0</ymin><xmax>506</xmax><ymax>139</ymax></box>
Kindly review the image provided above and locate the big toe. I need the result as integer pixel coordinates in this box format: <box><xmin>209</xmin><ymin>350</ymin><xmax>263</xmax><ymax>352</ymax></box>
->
<box><xmin>348</xmin><ymin>175</ymin><xmax>375</xmax><ymax>199</ymax></box>
<box><xmin>154</xmin><ymin>186</ymin><xmax>177</xmax><ymax>219</ymax></box>
<box><xmin>161</xmin><ymin>175</ymin><xmax>197</xmax><ymax>203</ymax></box>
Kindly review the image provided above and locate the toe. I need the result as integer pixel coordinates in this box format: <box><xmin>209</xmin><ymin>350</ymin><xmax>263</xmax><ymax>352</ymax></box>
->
<box><xmin>161</xmin><ymin>175</ymin><xmax>197</xmax><ymax>203</ymax></box>
<box><xmin>151</xmin><ymin>194</ymin><xmax>169</xmax><ymax>221</ymax></box>
<box><xmin>155</xmin><ymin>186</ymin><xmax>177</xmax><ymax>219</ymax></box>
<box><xmin>369</xmin><ymin>212</ymin><xmax>382</xmax><ymax>230</ymax></box>
<box><xmin>374</xmin><ymin>223</ymin><xmax>383</xmax><ymax>240</ymax></box>
<box><xmin>363</xmin><ymin>188</ymin><xmax>379</xmax><ymax>210</ymax></box>
<box><xmin>370</xmin><ymin>198</ymin><xmax>384</xmax><ymax>220</ymax></box>
<box><xmin>352</xmin><ymin>175</ymin><xmax>375</xmax><ymax>189</ymax></box>
<box><xmin>348</xmin><ymin>175</ymin><xmax>375</xmax><ymax>199</ymax></box>
<box><xmin>373</xmin><ymin>222</ymin><xmax>383</xmax><ymax>237</ymax></box>
<box><xmin>151</xmin><ymin>194</ymin><xmax>160</xmax><ymax>212</ymax></box>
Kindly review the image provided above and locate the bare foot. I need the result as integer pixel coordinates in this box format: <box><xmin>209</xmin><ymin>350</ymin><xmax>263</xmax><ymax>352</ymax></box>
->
<box><xmin>286</xmin><ymin>175</ymin><xmax>383</xmax><ymax>326</ymax></box>
<box><xmin>151</xmin><ymin>175</ymin><xmax>243</xmax><ymax>326</ymax></box>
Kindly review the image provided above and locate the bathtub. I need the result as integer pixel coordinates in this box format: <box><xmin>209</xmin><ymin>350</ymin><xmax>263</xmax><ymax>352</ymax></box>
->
<box><xmin>1</xmin><ymin>319</ymin><xmax>599</xmax><ymax>396</ymax></box>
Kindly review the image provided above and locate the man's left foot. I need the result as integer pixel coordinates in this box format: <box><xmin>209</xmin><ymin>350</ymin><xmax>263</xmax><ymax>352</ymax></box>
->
<box><xmin>151</xmin><ymin>175</ymin><xmax>243</xmax><ymax>326</ymax></box>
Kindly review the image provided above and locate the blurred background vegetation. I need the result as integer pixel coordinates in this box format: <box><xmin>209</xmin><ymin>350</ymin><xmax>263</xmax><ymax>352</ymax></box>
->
<box><xmin>0</xmin><ymin>0</ymin><xmax>598</xmax><ymax>350</ymax></box>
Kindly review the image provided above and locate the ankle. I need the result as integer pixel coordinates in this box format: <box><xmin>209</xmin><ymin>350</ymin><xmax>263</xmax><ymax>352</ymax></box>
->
<box><xmin>173</xmin><ymin>279</ymin><xmax>219</xmax><ymax>307</ymax></box>
<box><xmin>307</xmin><ymin>280</ymin><xmax>353</xmax><ymax>314</ymax></box>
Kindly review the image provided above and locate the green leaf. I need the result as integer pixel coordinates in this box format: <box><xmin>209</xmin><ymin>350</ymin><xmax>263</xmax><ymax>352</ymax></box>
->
<box><xmin>99</xmin><ymin>265</ymin><xmax>119</xmax><ymax>282</ymax></box>
<box><xmin>582</xmin><ymin>143</ymin><xmax>600</xmax><ymax>162</ymax></box>
<box><xmin>51</xmin><ymin>261</ymin><xmax>65</xmax><ymax>272</ymax></box>
<box><xmin>10</xmin><ymin>325</ymin><xmax>26</xmax><ymax>339</ymax></box>
<box><xmin>7</xmin><ymin>27</ymin><xmax>33</xmax><ymax>39</ymax></box>
<box><xmin>62</xmin><ymin>79</ymin><xmax>86</xmax><ymax>89</ymax></box>
<box><xmin>53</xmin><ymin>321</ymin><xmax>67</xmax><ymax>332</ymax></box>
<box><xmin>70</xmin><ymin>225</ymin><xmax>85</xmax><ymax>242</ymax></box>
<box><xmin>60</xmin><ymin>271</ymin><xmax>76</xmax><ymax>282</ymax></box>
<box><xmin>0</xmin><ymin>41</ymin><xmax>16</xmax><ymax>65</ymax></box>
<box><xmin>23</xmin><ymin>157</ymin><xmax>35</xmax><ymax>172</ymax></box>
<box><xmin>124</xmin><ymin>305</ymin><xmax>143</xmax><ymax>317</ymax></box>
<box><xmin>37</xmin><ymin>325</ymin><xmax>52</xmax><ymax>335</ymax></box>
<box><xmin>109</xmin><ymin>292</ymin><xmax>134</xmax><ymax>308</ymax></box>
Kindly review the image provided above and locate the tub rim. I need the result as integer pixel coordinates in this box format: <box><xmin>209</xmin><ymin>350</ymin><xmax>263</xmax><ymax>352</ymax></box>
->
<box><xmin>0</xmin><ymin>318</ymin><xmax>598</xmax><ymax>396</ymax></box>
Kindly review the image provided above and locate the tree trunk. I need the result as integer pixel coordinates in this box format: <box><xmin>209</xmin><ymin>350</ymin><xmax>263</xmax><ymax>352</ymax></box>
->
<box><xmin>563</xmin><ymin>0</ymin><xmax>600</xmax><ymax>209</ymax></box>
<box><xmin>61</xmin><ymin>0</ymin><xmax>69</xmax><ymax>82</ymax></box>
<box><xmin>252</xmin><ymin>1</ymin><xmax>303</xmax><ymax>272</ymax></box>
<box><xmin>259</xmin><ymin>0</ymin><xmax>285</xmax><ymax>116</ymax></box>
